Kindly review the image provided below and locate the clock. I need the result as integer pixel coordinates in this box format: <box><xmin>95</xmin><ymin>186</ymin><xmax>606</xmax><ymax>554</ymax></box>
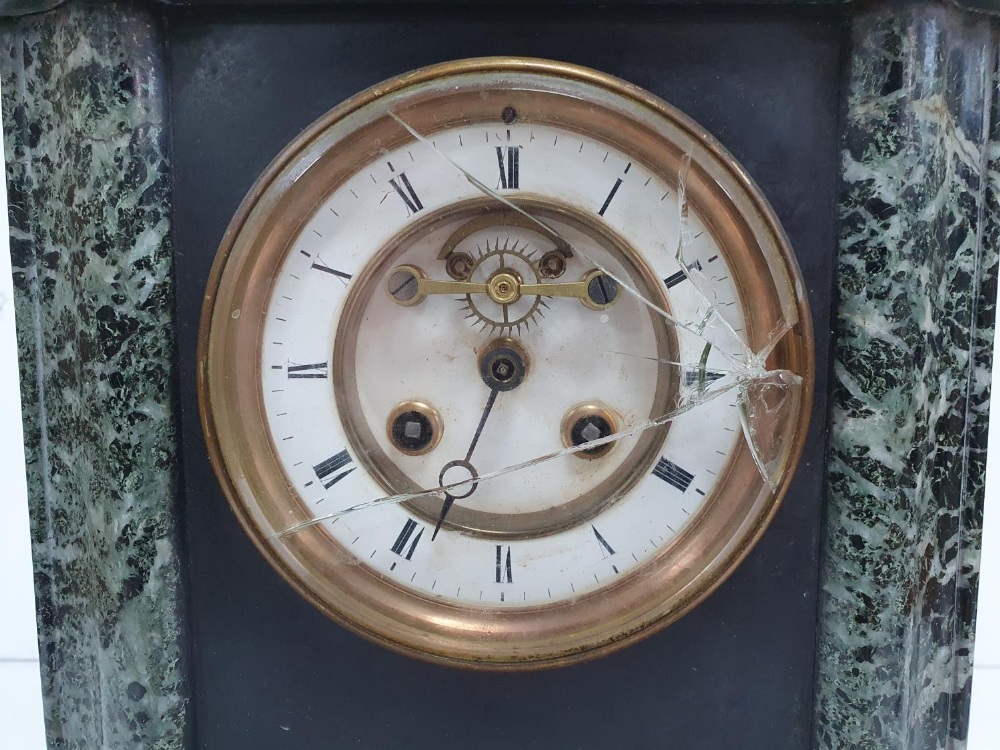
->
<box><xmin>198</xmin><ymin>57</ymin><xmax>814</xmax><ymax>669</ymax></box>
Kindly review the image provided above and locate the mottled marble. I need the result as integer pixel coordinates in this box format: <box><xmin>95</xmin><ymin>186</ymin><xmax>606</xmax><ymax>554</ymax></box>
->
<box><xmin>814</xmin><ymin>5</ymin><xmax>998</xmax><ymax>750</ymax></box>
<box><xmin>0</xmin><ymin>0</ymin><xmax>64</xmax><ymax>18</ymax></box>
<box><xmin>956</xmin><ymin>1</ymin><xmax>1000</xmax><ymax>16</ymax></box>
<box><xmin>1</xmin><ymin>4</ymin><xmax>188</xmax><ymax>749</ymax></box>
<box><xmin>3</xmin><ymin>1</ymin><xmax>999</xmax><ymax>749</ymax></box>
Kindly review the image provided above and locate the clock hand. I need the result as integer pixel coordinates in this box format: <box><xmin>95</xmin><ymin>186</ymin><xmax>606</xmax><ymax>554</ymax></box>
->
<box><xmin>389</xmin><ymin>111</ymin><xmax>803</xmax><ymax>486</ymax></box>
<box><xmin>432</xmin><ymin>386</ymin><xmax>500</xmax><ymax>540</ymax></box>
<box><xmin>430</xmin><ymin>493</ymin><xmax>457</xmax><ymax>541</ymax></box>
<box><xmin>276</xmin><ymin>366</ymin><xmax>757</xmax><ymax>538</ymax></box>
<box><xmin>417</xmin><ymin>276</ymin><xmax>489</xmax><ymax>296</ymax></box>
<box><xmin>498</xmin><ymin>246</ymin><xmax>510</xmax><ymax>327</ymax></box>
<box><xmin>388</xmin><ymin>264</ymin><xmax>619</xmax><ymax>308</ymax></box>
<box><xmin>465</xmin><ymin>387</ymin><xmax>500</xmax><ymax>461</ymax></box>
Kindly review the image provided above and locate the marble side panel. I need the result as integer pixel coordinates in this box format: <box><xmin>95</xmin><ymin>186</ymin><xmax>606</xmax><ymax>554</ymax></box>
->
<box><xmin>1</xmin><ymin>4</ymin><xmax>188</xmax><ymax>748</ymax></box>
<box><xmin>814</xmin><ymin>5</ymin><xmax>998</xmax><ymax>750</ymax></box>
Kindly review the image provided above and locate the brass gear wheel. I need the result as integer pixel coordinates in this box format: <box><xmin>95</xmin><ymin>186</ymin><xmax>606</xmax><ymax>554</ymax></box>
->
<box><xmin>457</xmin><ymin>237</ymin><xmax>546</xmax><ymax>336</ymax></box>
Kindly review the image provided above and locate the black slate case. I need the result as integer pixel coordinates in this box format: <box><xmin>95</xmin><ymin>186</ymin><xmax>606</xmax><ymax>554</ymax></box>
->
<box><xmin>168</xmin><ymin>6</ymin><xmax>843</xmax><ymax>748</ymax></box>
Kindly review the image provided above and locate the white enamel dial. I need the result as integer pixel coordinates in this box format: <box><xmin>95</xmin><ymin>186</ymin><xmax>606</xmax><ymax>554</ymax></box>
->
<box><xmin>260</xmin><ymin>121</ymin><xmax>745</xmax><ymax>606</ymax></box>
<box><xmin>201</xmin><ymin>59</ymin><xmax>812</xmax><ymax>667</ymax></box>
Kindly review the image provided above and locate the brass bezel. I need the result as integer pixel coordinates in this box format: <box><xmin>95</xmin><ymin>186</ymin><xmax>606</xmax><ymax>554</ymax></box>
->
<box><xmin>198</xmin><ymin>57</ymin><xmax>815</xmax><ymax>671</ymax></box>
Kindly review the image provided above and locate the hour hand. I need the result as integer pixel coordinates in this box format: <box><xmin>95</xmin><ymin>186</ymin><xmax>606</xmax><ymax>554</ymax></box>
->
<box><xmin>418</xmin><ymin>277</ymin><xmax>489</xmax><ymax>297</ymax></box>
<box><xmin>520</xmin><ymin>269</ymin><xmax>620</xmax><ymax>309</ymax></box>
<box><xmin>387</xmin><ymin>265</ymin><xmax>620</xmax><ymax>310</ymax></box>
<box><xmin>431</xmin><ymin>493</ymin><xmax>457</xmax><ymax>541</ymax></box>
<box><xmin>385</xmin><ymin>265</ymin><xmax>486</xmax><ymax>306</ymax></box>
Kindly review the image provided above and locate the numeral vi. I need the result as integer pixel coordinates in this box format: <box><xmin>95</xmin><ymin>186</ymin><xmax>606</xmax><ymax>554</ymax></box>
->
<box><xmin>495</xmin><ymin>545</ymin><xmax>513</xmax><ymax>583</ymax></box>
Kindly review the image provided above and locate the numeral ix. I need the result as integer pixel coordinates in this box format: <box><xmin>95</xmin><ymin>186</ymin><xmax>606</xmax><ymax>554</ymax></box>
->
<box><xmin>288</xmin><ymin>362</ymin><xmax>328</xmax><ymax>379</ymax></box>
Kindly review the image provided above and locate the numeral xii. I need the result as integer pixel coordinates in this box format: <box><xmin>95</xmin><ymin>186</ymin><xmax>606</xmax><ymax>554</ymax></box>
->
<box><xmin>495</xmin><ymin>145</ymin><xmax>519</xmax><ymax>189</ymax></box>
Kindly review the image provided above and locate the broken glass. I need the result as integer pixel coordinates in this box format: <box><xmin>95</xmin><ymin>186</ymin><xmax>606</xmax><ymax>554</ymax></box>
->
<box><xmin>277</xmin><ymin>114</ymin><xmax>804</xmax><ymax>539</ymax></box>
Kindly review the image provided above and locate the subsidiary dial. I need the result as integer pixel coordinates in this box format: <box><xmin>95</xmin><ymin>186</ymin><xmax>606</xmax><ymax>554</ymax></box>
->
<box><xmin>337</xmin><ymin>197</ymin><xmax>678</xmax><ymax>539</ymax></box>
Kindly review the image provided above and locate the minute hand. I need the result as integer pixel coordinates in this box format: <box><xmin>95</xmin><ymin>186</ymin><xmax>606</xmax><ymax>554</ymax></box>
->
<box><xmin>519</xmin><ymin>280</ymin><xmax>590</xmax><ymax>299</ymax></box>
<box><xmin>414</xmin><ymin>277</ymin><xmax>590</xmax><ymax>300</ymax></box>
<box><xmin>431</xmin><ymin>386</ymin><xmax>501</xmax><ymax>541</ymax></box>
<box><xmin>416</xmin><ymin>278</ymin><xmax>489</xmax><ymax>296</ymax></box>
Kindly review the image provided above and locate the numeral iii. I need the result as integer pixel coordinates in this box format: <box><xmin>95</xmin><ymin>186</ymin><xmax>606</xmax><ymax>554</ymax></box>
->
<box><xmin>287</xmin><ymin>362</ymin><xmax>328</xmax><ymax>379</ymax></box>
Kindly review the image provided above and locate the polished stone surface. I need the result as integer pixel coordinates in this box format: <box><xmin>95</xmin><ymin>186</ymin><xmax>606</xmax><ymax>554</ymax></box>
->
<box><xmin>814</xmin><ymin>5</ymin><xmax>998</xmax><ymax>749</ymax></box>
<box><xmin>169</xmin><ymin>8</ymin><xmax>841</xmax><ymax>750</ymax></box>
<box><xmin>2</xmin><ymin>1</ymin><xmax>998</xmax><ymax>749</ymax></box>
<box><xmin>1</xmin><ymin>4</ymin><xmax>188</xmax><ymax>748</ymax></box>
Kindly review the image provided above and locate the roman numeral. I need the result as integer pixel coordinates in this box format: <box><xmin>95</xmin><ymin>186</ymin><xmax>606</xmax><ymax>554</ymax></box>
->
<box><xmin>495</xmin><ymin>545</ymin><xmax>513</xmax><ymax>583</ymax></box>
<box><xmin>311</xmin><ymin>258</ymin><xmax>352</xmax><ymax>281</ymax></box>
<box><xmin>287</xmin><ymin>362</ymin><xmax>328</xmax><ymax>379</ymax></box>
<box><xmin>665</xmin><ymin>260</ymin><xmax>703</xmax><ymax>288</ymax></box>
<box><xmin>683</xmin><ymin>370</ymin><xmax>725</xmax><ymax>387</ymax></box>
<box><xmin>591</xmin><ymin>525</ymin><xmax>615</xmax><ymax>557</ymax></box>
<box><xmin>389</xmin><ymin>173</ymin><xmax>424</xmax><ymax>215</ymax></box>
<box><xmin>652</xmin><ymin>457</ymin><xmax>694</xmax><ymax>493</ymax></box>
<box><xmin>598</xmin><ymin>178</ymin><xmax>623</xmax><ymax>216</ymax></box>
<box><xmin>313</xmin><ymin>449</ymin><xmax>355</xmax><ymax>489</ymax></box>
<box><xmin>390</xmin><ymin>519</ymin><xmax>424</xmax><ymax>560</ymax></box>
<box><xmin>495</xmin><ymin>145</ymin><xmax>519</xmax><ymax>189</ymax></box>
<box><xmin>664</xmin><ymin>270</ymin><xmax>687</xmax><ymax>288</ymax></box>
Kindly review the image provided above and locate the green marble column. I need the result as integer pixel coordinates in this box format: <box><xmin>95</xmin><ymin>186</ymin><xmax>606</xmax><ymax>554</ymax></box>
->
<box><xmin>1</xmin><ymin>3</ymin><xmax>189</xmax><ymax>748</ymax></box>
<box><xmin>814</xmin><ymin>4</ymin><xmax>998</xmax><ymax>749</ymax></box>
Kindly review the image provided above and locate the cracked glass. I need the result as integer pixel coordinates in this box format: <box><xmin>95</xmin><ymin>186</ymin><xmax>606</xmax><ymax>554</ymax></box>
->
<box><xmin>199</xmin><ymin>59</ymin><xmax>813</xmax><ymax>667</ymax></box>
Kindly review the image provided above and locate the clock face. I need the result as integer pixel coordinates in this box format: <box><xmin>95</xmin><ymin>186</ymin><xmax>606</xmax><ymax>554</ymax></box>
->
<box><xmin>199</xmin><ymin>58</ymin><xmax>814</xmax><ymax>668</ymax></box>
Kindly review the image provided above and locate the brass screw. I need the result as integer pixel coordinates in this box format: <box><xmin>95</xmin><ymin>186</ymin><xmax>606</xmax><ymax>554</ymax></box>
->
<box><xmin>539</xmin><ymin>250</ymin><xmax>567</xmax><ymax>279</ymax></box>
<box><xmin>487</xmin><ymin>272</ymin><xmax>521</xmax><ymax>305</ymax></box>
<box><xmin>445</xmin><ymin>252</ymin><xmax>474</xmax><ymax>281</ymax></box>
